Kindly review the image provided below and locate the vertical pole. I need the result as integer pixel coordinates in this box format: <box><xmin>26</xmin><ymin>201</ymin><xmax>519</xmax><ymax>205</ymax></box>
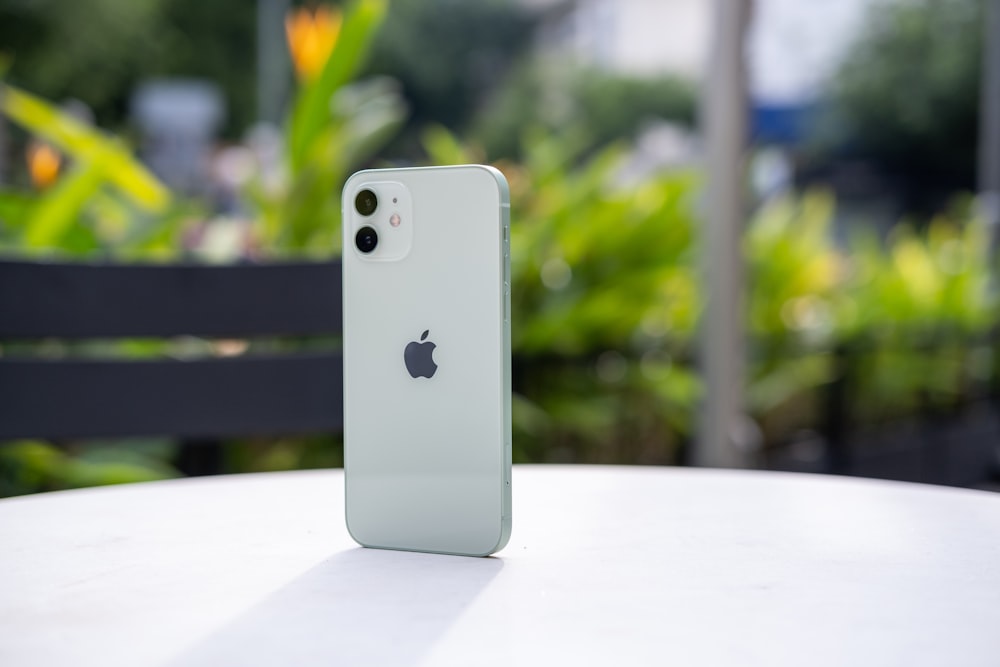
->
<box><xmin>979</xmin><ymin>0</ymin><xmax>1000</xmax><ymax>249</ymax></box>
<box><xmin>695</xmin><ymin>0</ymin><xmax>752</xmax><ymax>468</ymax></box>
<box><xmin>257</xmin><ymin>0</ymin><xmax>292</xmax><ymax>125</ymax></box>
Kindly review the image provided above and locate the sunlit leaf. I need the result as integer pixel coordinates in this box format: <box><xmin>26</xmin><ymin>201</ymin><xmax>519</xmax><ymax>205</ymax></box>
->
<box><xmin>23</xmin><ymin>159</ymin><xmax>107</xmax><ymax>248</ymax></box>
<box><xmin>287</xmin><ymin>0</ymin><xmax>387</xmax><ymax>172</ymax></box>
<box><xmin>0</xmin><ymin>83</ymin><xmax>170</xmax><ymax>212</ymax></box>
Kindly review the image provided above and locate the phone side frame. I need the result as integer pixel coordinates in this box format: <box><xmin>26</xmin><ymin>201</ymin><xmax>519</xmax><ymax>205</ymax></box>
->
<box><xmin>490</xmin><ymin>164</ymin><xmax>513</xmax><ymax>555</ymax></box>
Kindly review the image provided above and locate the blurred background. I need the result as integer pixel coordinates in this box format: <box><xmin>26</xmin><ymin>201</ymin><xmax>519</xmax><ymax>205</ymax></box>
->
<box><xmin>1</xmin><ymin>0</ymin><xmax>998</xmax><ymax>496</ymax></box>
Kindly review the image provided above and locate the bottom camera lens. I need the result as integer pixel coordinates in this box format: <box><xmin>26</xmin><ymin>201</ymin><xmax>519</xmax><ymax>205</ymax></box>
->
<box><xmin>356</xmin><ymin>226</ymin><xmax>378</xmax><ymax>253</ymax></box>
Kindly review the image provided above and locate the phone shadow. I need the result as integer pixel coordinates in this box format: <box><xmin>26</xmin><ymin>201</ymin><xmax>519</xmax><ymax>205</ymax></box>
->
<box><xmin>168</xmin><ymin>548</ymin><xmax>503</xmax><ymax>666</ymax></box>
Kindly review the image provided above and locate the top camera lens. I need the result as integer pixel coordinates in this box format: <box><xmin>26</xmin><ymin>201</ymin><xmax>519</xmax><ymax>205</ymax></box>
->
<box><xmin>355</xmin><ymin>189</ymin><xmax>378</xmax><ymax>216</ymax></box>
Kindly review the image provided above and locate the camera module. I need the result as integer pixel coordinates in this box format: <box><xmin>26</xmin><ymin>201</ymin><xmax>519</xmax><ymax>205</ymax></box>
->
<box><xmin>355</xmin><ymin>189</ymin><xmax>378</xmax><ymax>216</ymax></box>
<box><xmin>355</xmin><ymin>226</ymin><xmax>378</xmax><ymax>253</ymax></box>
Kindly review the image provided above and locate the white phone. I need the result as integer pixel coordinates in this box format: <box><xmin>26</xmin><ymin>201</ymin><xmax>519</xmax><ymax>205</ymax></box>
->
<box><xmin>341</xmin><ymin>165</ymin><xmax>511</xmax><ymax>557</ymax></box>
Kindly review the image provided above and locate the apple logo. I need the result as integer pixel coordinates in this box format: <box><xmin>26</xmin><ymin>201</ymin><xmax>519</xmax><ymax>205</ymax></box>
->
<box><xmin>404</xmin><ymin>329</ymin><xmax>438</xmax><ymax>378</ymax></box>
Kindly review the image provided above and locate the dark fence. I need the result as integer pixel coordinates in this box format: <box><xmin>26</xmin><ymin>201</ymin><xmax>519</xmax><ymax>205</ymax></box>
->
<box><xmin>763</xmin><ymin>334</ymin><xmax>1000</xmax><ymax>487</ymax></box>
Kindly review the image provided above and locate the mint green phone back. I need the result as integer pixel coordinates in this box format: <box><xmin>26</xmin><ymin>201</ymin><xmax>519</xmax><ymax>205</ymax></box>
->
<box><xmin>342</xmin><ymin>165</ymin><xmax>511</xmax><ymax>556</ymax></box>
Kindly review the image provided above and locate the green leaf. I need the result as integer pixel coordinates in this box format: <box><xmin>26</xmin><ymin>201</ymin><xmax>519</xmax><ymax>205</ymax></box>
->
<box><xmin>421</xmin><ymin>125</ymin><xmax>476</xmax><ymax>165</ymax></box>
<box><xmin>0</xmin><ymin>83</ymin><xmax>170</xmax><ymax>212</ymax></box>
<box><xmin>0</xmin><ymin>188</ymin><xmax>36</xmax><ymax>233</ymax></box>
<box><xmin>287</xmin><ymin>0</ymin><xmax>388</xmax><ymax>172</ymax></box>
<box><xmin>22</xmin><ymin>160</ymin><xmax>108</xmax><ymax>248</ymax></box>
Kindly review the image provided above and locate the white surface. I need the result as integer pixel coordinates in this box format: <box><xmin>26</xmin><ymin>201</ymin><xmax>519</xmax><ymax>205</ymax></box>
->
<box><xmin>1</xmin><ymin>466</ymin><xmax>999</xmax><ymax>666</ymax></box>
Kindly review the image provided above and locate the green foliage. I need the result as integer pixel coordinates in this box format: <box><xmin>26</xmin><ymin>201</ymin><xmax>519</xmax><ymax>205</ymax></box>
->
<box><xmin>849</xmin><ymin>209</ymin><xmax>994</xmax><ymax>335</ymax></box>
<box><xmin>0</xmin><ymin>0</ymin><xmax>531</xmax><ymax>142</ymax></box>
<box><xmin>0</xmin><ymin>0</ymin><xmax>401</xmax><ymax>258</ymax></box>
<box><xmin>747</xmin><ymin>192</ymin><xmax>843</xmax><ymax>341</ymax></box>
<box><xmin>222</xmin><ymin>434</ymin><xmax>344</xmax><ymax>474</ymax></box>
<box><xmin>747</xmin><ymin>192</ymin><xmax>996</xmax><ymax>439</ymax></box>
<box><xmin>0</xmin><ymin>82</ymin><xmax>175</xmax><ymax>254</ymax></box>
<box><xmin>1</xmin><ymin>85</ymin><xmax>169</xmax><ymax>210</ymax></box>
<box><xmin>473</xmin><ymin>61</ymin><xmax>697</xmax><ymax>160</ymax></box>
<box><xmin>506</xmin><ymin>139</ymin><xmax>698</xmax><ymax>356</ymax></box>
<box><xmin>153</xmin><ymin>0</ymin><xmax>260</xmax><ymax>137</ymax></box>
<box><xmin>745</xmin><ymin>193</ymin><xmax>844</xmax><ymax>423</ymax></box>
<box><xmin>364</xmin><ymin>0</ymin><xmax>534</xmax><ymax>156</ymax></box>
<box><xmin>287</xmin><ymin>0</ymin><xmax>387</xmax><ymax>171</ymax></box>
<box><xmin>827</xmin><ymin>0</ymin><xmax>983</xmax><ymax>189</ymax></box>
<box><xmin>839</xmin><ymin>205</ymin><xmax>996</xmax><ymax>421</ymax></box>
<box><xmin>0</xmin><ymin>0</ymin><xmax>260</xmax><ymax>137</ymax></box>
<box><xmin>250</xmin><ymin>0</ymin><xmax>405</xmax><ymax>254</ymax></box>
<box><xmin>0</xmin><ymin>0</ymin><xmax>167</xmax><ymax>129</ymax></box>
<box><xmin>0</xmin><ymin>440</ymin><xmax>177</xmax><ymax>497</ymax></box>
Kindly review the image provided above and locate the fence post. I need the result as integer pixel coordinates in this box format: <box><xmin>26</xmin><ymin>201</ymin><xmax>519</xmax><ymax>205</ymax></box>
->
<box><xmin>824</xmin><ymin>342</ymin><xmax>852</xmax><ymax>475</ymax></box>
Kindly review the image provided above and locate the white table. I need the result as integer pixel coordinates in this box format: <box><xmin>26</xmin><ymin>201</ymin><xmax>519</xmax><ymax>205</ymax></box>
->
<box><xmin>2</xmin><ymin>466</ymin><xmax>999</xmax><ymax>666</ymax></box>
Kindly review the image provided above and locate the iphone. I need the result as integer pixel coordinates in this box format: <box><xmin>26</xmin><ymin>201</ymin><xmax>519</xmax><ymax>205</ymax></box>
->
<box><xmin>341</xmin><ymin>165</ymin><xmax>511</xmax><ymax>556</ymax></box>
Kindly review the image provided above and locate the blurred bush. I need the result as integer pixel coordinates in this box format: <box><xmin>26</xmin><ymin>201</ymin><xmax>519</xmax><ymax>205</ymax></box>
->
<box><xmin>0</xmin><ymin>0</ymin><xmax>259</xmax><ymax>137</ymax></box>
<box><xmin>0</xmin><ymin>439</ymin><xmax>178</xmax><ymax>497</ymax></box>
<box><xmin>747</xmin><ymin>193</ymin><xmax>996</xmax><ymax>447</ymax></box>
<box><xmin>251</xmin><ymin>0</ymin><xmax>405</xmax><ymax>254</ymax></box>
<box><xmin>835</xmin><ymin>202</ymin><xmax>996</xmax><ymax>425</ymax></box>
<box><xmin>472</xmin><ymin>61</ymin><xmax>697</xmax><ymax>161</ymax></box>
<box><xmin>0</xmin><ymin>83</ymin><xmax>179</xmax><ymax>255</ymax></box>
<box><xmin>0</xmin><ymin>0</ymin><xmax>402</xmax><ymax>258</ymax></box>
<box><xmin>363</xmin><ymin>0</ymin><xmax>533</xmax><ymax>158</ymax></box>
<box><xmin>822</xmin><ymin>0</ymin><xmax>983</xmax><ymax>206</ymax></box>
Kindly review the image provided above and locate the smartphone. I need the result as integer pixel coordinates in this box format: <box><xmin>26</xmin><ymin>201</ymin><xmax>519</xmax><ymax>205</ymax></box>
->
<box><xmin>341</xmin><ymin>165</ymin><xmax>511</xmax><ymax>557</ymax></box>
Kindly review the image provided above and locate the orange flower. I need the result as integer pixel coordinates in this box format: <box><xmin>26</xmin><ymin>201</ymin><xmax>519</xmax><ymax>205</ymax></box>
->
<box><xmin>286</xmin><ymin>5</ymin><xmax>342</xmax><ymax>81</ymax></box>
<box><xmin>26</xmin><ymin>142</ymin><xmax>61</xmax><ymax>189</ymax></box>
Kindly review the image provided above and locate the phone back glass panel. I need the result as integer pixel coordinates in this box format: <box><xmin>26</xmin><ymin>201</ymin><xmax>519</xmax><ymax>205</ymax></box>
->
<box><xmin>342</xmin><ymin>165</ymin><xmax>511</xmax><ymax>556</ymax></box>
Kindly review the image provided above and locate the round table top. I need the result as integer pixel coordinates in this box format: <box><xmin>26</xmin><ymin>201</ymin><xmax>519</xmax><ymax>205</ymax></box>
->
<box><xmin>2</xmin><ymin>465</ymin><xmax>999</xmax><ymax>666</ymax></box>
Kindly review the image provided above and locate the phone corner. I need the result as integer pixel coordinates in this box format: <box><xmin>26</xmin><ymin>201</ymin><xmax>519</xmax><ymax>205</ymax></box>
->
<box><xmin>342</xmin><ymin>498</ymin><xmax>370</xmax><ymax>550</ymax></box>
<box><xmin>341</xmin><ymin>168</ymin><xmax>376</xmax><ymax>197</ymax></box>
<box><xmin>491</xmin><ymin>517</ymin><xmax>513</xmax><ymax>556</ymax></box>
<box><xmin>466</xmin><ymin>536</ymin><xmax>510</xmax><ymax>558</ymax></box>
<box><xmin>475</xmin><ymin>504</ymin><xmax>512</xmax><ymax>557</ymax></box>
<box><xmin>452</xmin><ymin>509</ymin><xmax>512</xmax><ymax>557</ymax></box>
<box><xmin>474</xmin><ymin>164</ymin><xmax>511</xmax><ymax>205</ymax></box>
